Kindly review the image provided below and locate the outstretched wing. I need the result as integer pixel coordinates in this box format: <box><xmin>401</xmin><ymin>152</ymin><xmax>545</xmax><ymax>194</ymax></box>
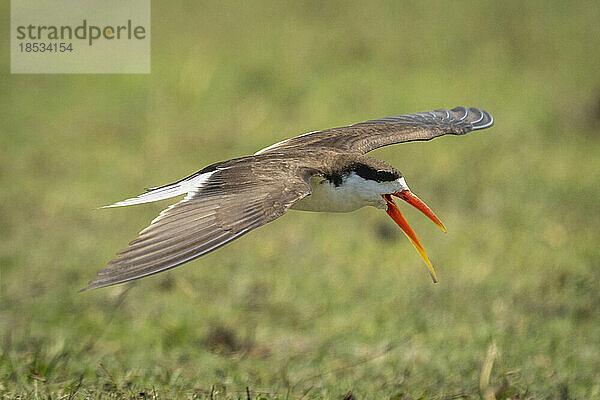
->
<box><xmin>255</xmin><ymin>107</ymin><xmax>494</xmax><ymax>155</ymax></box>
<box><xmin>85</xmin><ymin>158</ymin><xmax>313</xmax><ymax>290</ymax></box>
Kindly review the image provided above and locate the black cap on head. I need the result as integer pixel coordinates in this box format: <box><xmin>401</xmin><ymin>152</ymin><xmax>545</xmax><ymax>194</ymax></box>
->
<box><xmin>324</xmin><ymin>162</ymin><xmax>401</xmax><ymax>186</ymax></box>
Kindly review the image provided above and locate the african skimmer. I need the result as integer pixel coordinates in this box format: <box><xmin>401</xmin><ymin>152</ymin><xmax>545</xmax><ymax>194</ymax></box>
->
<box><xmin>85</xmin><ymin>106</ymin><xmax>493</xmax><ymax>290</ymax></box>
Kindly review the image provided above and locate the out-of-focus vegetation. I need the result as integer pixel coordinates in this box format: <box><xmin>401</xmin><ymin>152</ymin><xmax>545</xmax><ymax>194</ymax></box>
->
<box><xmin>1</xmin><ymin>0</ymin><xmax>599</xmax><ymax>398</ymax></box>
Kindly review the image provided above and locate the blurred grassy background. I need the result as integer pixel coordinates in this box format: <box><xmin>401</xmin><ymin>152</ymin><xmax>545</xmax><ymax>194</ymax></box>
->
<box><xmin>1</xmin><ymin>0</ymin><xmax>599</xmax><ymax>398</ymax></box>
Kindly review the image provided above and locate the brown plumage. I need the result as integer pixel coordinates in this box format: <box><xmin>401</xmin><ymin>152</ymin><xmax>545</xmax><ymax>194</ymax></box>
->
<box><xmin>85</xmin><ymin>107</ymin><xmax>493</xmax><ymax>290</ymax></box>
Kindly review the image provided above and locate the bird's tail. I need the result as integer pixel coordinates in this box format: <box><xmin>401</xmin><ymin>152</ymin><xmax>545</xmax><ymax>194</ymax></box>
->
<box><xmin>101</xmin><ymin>170</ymin><xmax>216</xmax><ymax>208</ymax></box>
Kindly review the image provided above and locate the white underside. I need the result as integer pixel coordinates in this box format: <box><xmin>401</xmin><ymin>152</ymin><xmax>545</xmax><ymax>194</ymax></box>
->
<box><xmin>291</xmin><ymin>174</ymin><xmax>410</xmax><ymax>212</ymax></box>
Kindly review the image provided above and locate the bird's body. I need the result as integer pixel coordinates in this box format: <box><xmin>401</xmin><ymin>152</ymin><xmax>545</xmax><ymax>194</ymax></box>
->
<box><xmin>85</xmin><ymin>107</ymin><xmax>494</xmax><ymax>291</ymax></box>
<box><xmin>291</xmin><ymin>173</ymin><xmax>397</xmax><ymax>212</ymax></box>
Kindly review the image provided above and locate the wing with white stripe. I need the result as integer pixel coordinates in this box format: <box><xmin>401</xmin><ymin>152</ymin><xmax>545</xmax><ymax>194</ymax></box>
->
<box><xmin>85</xmin><ymin>159</ymin><xmax>312</xmax><ymax>290</ymax></box>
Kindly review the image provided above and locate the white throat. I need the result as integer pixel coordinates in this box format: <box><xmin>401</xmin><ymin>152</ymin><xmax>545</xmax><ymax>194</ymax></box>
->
<box><xmin>291</xmin><ymin>173</ymin><xmax>410</xmax><ymax>213</ymax></box>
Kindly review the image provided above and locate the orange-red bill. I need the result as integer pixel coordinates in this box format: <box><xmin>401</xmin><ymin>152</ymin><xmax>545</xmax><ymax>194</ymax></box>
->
<box><xmin>383</xmin><ymin>193</ymin><xmax>439</xmax><ymax>283</ymax></box>
<box><xmin>393</xmin><ymin>190</ymin><xmax>447</xmax><ymax>233</ymax></box>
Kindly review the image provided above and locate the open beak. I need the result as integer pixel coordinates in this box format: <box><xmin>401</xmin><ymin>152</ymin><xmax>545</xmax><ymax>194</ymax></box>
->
<box><xmin>383</xmin><ymin>191</ymin><xmax>446</xmax><ymax>283</ymax></box>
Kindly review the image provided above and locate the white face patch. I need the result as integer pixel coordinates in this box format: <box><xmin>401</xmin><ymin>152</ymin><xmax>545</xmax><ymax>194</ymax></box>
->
<box><xmin>395</xmin><ymin>177</ymin><xmax>410</xmax><ymax>192</ymax></box>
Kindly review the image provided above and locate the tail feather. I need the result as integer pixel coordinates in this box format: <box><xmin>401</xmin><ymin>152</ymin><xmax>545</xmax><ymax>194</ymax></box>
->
<box><xmin>101</xmin><ymin>170</ymin><xmax>216</xmax><ymax>208</ymax></box>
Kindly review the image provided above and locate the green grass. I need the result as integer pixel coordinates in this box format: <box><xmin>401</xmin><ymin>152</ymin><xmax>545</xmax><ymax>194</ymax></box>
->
<box><xmin>1</xmin><ymin>0</ymin><xmax>600</xmax><ymax>398</ymax></box>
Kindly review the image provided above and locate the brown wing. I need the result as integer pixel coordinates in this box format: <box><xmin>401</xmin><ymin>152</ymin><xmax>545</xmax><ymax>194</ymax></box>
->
<box><xmin>255</xmin><ymin>107</ymin><xmax>494</xmax><ymax>155</ymax></box>
<box><xmin>84</xmin><ymin>158</ymin><xmax>313</xmax><ymax>290</ymax></box>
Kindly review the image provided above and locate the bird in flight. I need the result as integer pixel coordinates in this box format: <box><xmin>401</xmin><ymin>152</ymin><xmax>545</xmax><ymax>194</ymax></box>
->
<box><xmin>85</xmin><ymin>107</ymin><xmax>493</xmax><ymax>291</ymax></box>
